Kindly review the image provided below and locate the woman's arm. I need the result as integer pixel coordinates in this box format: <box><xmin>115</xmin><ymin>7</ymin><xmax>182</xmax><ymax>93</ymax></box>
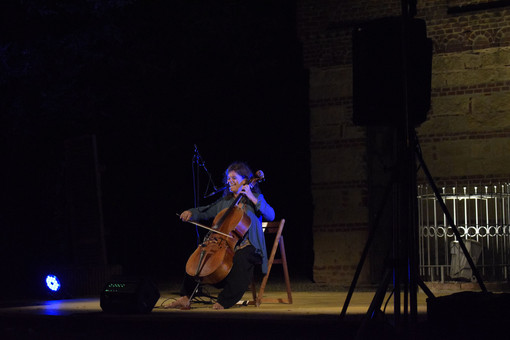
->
<box><xmin>254</xmin><ymin>194</ymin><xmax>275</xmax><ymax>221</ymax></box>
<box><xmin>180</xmin><ymin>200</ymin><xmax>223</xmax><ymax>222</ymax></box>
<box><xmin>239</xmin><ymin>185</ymin><xmax>275</xmax><ymax>221</ymax></box>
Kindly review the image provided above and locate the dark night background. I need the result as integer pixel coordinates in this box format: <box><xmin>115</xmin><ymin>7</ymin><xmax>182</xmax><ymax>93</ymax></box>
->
<box><xmin>0</xmin><ymin>0</ymin><xmax>313</xmax><ymax>297</ymax></box>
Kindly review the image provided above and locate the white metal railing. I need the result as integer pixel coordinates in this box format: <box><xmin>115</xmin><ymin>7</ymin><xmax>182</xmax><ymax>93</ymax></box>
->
<box><xmin>418</xmin><ymin>184</ymin><xmax>510</xmax><ymax>282</ymax></box>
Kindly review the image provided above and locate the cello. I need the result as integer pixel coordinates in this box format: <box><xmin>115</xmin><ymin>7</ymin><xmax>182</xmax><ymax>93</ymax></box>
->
<box><xmin>184</xmin><ymin>171</ymin><xmax>265</xmax><ymax>285</ymax></box>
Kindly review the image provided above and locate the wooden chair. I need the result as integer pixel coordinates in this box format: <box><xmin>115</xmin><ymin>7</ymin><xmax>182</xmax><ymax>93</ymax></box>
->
<box><xmin>249</xmin><ymin>219</ymin><xmax>292</xmax><ymax>307</ymax></box>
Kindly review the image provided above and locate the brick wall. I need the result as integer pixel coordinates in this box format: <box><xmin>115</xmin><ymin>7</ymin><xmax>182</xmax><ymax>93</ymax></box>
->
<box><xmin>298</xmin><ymin>0</ymin><xmax>510</xmax><ymax>284</ymax></box>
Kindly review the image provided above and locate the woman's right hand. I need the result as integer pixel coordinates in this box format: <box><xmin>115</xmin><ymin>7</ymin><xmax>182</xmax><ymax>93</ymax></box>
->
<box><xmin>180</xmin><ymin>210</ymin><xmax>192</xmax><ymax>222</ymax></box>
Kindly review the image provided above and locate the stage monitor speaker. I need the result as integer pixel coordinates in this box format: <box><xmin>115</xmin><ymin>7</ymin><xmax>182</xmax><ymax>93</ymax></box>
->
<box><xmin>100</xmin><ymin>277</ymin><xmax>160</xmax><ymax>314</ymax></box>
<box><xmin>427</xmin><ymin>292</ymin><xmax>510</xmax><ymax>338</ymax></box>
<box><xmin>352</xmin><ymin>17</ymin><xmax>432</xmax><ymax>127</ymax></box>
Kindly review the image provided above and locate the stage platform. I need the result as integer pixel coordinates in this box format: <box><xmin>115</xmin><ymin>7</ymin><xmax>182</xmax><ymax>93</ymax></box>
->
<box><xmin>0</xmin><ymin>280</ymin><xmax>508</xmax><ymax>339</ymax></box>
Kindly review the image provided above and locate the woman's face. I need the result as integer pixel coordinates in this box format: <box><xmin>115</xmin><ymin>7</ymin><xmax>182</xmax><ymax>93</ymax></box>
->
<box><xmin>227</xmin><ymin>170</ymin><xmax>244</xmax><ymax>193</ymax></box>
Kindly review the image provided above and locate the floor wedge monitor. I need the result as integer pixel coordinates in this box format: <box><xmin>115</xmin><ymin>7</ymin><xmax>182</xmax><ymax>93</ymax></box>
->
<box><xmin>100</xmin><ymin>277</ymin><xmax>160</xmax><ymax>314</ymax></box>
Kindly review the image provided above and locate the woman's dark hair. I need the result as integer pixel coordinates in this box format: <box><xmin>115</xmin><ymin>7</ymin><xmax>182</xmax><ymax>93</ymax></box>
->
<box><xmin>223</xmin><ymin>161</ymin><xmax>261</xmax><ymax>196</ymax></box>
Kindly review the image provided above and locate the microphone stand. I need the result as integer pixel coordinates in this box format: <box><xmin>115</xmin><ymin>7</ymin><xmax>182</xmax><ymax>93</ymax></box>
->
<box><xmin>192</xmin><ymin>144</ymin><xmax>221</xmax><ymax>240</ymax></box>
<box><xmin>192</xmin><ymin>145</ymin><xmax>201</xmax><ymax>245</ymax></box>
<box><xmin>188</xmin><ymin>145</ymin><xmax>220</xmax><ymax>307</ymax></box>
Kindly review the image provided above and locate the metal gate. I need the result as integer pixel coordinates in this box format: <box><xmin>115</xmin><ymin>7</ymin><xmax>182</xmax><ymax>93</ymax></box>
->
<box><xmin>418</xmin><ymin>184</ymin><xmax>510</xmax><ymax>282</ymax></box>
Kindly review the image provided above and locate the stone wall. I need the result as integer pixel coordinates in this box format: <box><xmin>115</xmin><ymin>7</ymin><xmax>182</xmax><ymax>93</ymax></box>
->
<box><xmin>298</xmin><ymin>0</ymin><xmax>510</xmax><ymax>284</ymax></box>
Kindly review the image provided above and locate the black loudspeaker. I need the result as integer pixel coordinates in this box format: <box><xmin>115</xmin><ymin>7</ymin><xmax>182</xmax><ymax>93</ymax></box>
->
<box><xmin>427</xmin><ymin>292</ymin><xmax>510</xmax><ymax>338</ymax></box>
<box><xmin>352</xmin><ymin>17</ymin><xmax>432</xmax><ymax>126</ymax></box>
<box><xmin>100</xmin><ymin>277</ymin><xmax>160</xmax><ymax>314</ymax></box>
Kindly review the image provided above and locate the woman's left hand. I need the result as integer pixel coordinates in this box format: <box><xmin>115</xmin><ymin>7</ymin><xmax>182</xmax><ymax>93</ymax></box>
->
<box><xmin>240</xmin><ymin>184</ymin><xmax>258</xmax><ymax>205</ymax></box>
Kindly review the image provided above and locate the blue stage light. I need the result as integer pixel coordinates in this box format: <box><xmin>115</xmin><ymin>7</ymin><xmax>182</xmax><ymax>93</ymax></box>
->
<box><xmin>45</xmin><ymin>274</ymin><xmax>61</xmax><ymax>292</ymax></box>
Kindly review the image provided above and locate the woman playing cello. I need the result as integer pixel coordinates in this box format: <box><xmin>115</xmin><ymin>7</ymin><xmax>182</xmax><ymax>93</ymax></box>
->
<box><xmin>167</xmin><ymin>161</ymin><xmax>275</xmax><ymax>309</ymax></box>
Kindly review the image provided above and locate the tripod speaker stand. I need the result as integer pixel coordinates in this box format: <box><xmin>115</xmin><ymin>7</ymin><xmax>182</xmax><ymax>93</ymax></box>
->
<box><xmin>340</xmin><ymin>128</ymin><xmax>488</xmax><ymax>337</ymax></box>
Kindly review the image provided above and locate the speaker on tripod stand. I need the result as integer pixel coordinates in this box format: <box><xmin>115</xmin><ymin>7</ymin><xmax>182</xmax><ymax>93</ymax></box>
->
<box><xmin>344</xmin><ymin>11</ymin><xmax>490</xmax><ymax>340</ymax></box>
<box><xmin>342</xmin><ymin>16</ymin><xmax>434</xmax><ymax>338</ymax></box>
